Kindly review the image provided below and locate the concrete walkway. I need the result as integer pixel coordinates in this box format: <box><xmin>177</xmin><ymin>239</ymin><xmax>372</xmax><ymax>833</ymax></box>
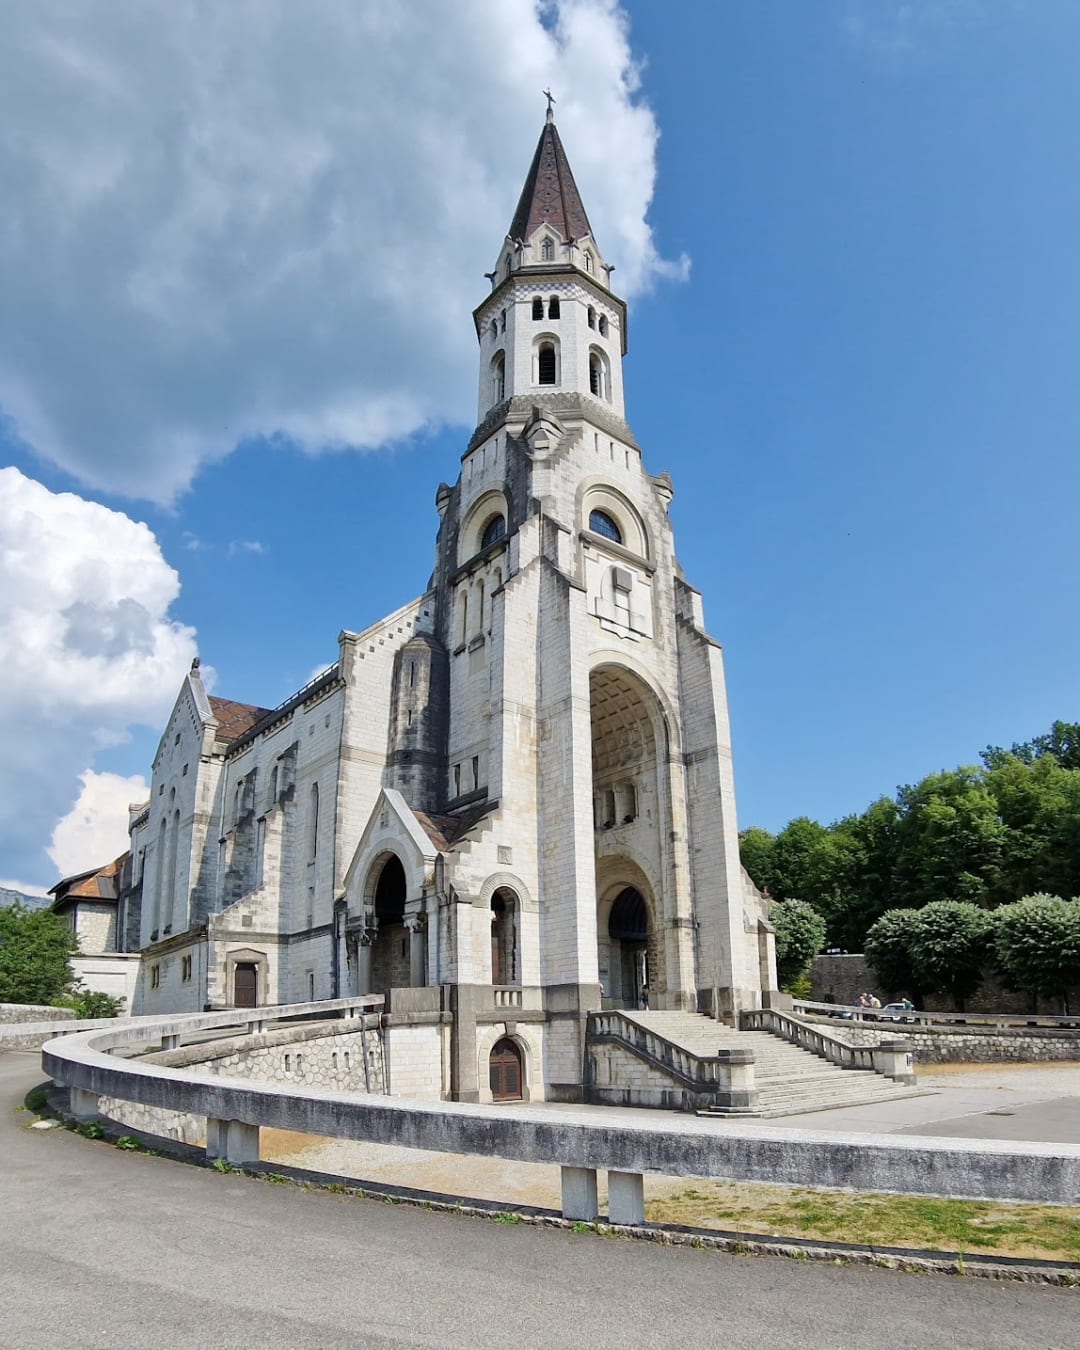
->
<box><xmin>2</xmin><ymin>1053</ymin><xmax>1077</xmax><ymax>1350</ymax></box>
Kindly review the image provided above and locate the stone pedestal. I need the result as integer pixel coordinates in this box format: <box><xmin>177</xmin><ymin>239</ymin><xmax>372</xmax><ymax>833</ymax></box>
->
<box><xmin>206</xmin><ymin>1117</ymin><xmax>260</xmax><ymax>1165</ymax></box>
<box><xmin>69</xmin><ymin>1087</ymin><xmax>99</xmax><ymax>1120</ymax></box>
<box><xmin>872</xmin><ymin>1038</ymin><xmax>916</xmax><ymax>1085</ymax></box>
<box><xmin>560</xmin><ymin>1166</ymin><xmax>599</xmax><ymax>1221</ymax></box>
<box><xmin>608</xmin><ymin>1170</ymin><xmax>645</xmax><ymax>1225</ymax></box>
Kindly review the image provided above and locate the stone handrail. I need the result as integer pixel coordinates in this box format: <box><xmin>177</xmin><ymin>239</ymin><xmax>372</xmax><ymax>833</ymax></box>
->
<box><xmin>588</xmin><ymin>1010</ymin><xmax>752</xmax><ymax>1090</ymax></box>
<box><xmin>32</xmin><ymin>998</ymin><xmax>1080</xmax><ymax>1217</ymax></box>
<box><xmin>741</xmin><ymin>1006</ymin><xmax>879</xmax><ymax>1070</ymax></box>
<box><xmin>793</xmin><ymin>999</ymin><xmax>1080</xmax><ymax>1030</ymax></box>
<box><xmin>742</xmin><ymin>1007</ymin><xmax>916</xmax><ymax>1084</ymax></box>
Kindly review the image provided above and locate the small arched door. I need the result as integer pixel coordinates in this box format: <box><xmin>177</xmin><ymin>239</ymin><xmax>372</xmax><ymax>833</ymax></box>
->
<box><xmin>489</xmin><ymin>1038</ymin><xmax>523</xmax><ymax>1101</ymax></box>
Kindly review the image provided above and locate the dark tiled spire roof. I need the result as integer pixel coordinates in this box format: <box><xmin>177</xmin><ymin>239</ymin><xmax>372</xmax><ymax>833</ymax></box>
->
<box><xmin>507</xmin><ymin>119</ymin><xmax>593</xmax><ymax>244</ymax></box>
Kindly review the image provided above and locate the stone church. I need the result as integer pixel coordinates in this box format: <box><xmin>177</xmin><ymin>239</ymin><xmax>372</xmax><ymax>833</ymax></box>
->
<box><xmin>126</xmin><ymin>111</ymin><xmax>777</xmax><ymax>1103</ymax></box>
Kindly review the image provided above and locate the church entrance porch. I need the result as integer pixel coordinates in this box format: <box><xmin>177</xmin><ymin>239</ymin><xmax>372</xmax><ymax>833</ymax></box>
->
<box><xmin>368</xmin><ymin>854</ymin><xmax>410</xmax><ymax>995</ymax></box>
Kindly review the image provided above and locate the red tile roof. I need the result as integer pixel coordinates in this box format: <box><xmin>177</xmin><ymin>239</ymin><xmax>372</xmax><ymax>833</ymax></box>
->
<box><xmin>508</xmin><ymin>119</ymin><xmax>593</xmax><ymax>243</ymax></box>
<box><xmin>208</xmin><ymin>696</ymin><xmax>272</xmax><ymax>744</ymax></box>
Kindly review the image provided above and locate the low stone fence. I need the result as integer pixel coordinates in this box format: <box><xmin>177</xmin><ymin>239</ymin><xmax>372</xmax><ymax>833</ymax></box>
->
<box><xmin>35</xmin><ymin>999</ymin><xmax>1080</xmax><ymax>1216</ymax></box>
<box><xmin>794</xmin><ymin>1000</ymin><xmax>1080</xmax><ymax>1064</ymax></box>
<box><xmin>0</xmin><ymin>1003</ymin><xmax>72</xmax><ymax>1024</ymax></box>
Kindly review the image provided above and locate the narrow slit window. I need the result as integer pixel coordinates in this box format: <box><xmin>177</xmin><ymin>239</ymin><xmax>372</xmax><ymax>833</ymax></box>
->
<box><xmin>548</xmin><ymin>296</ymin><xmax>560</xmax><ymax>319</ymax></box>
<box><xmin>541</xmin><ymin>238</ymin><xmax>555</xmax><ymax>261</ymax></box>
<box><xmin>532</xmin><ymin>295</ymin><xmax>544</xmax><ymax>320</ymax></box>
<box><xmin>537</xmin><ymin>342</ymin><xmax>556</xmax><ymax>385</ymax></box>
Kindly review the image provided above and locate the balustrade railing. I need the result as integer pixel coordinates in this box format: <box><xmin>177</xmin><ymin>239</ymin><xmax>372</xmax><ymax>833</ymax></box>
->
<box><xmin>741</xmin><ymin>1007</ymin><xmax>878</xmax><ymax>1071</ymax></box>
<box><xmin>588</xmin><ymin>1010</ymin><xmax>744</xmax><ymax>1089</ymax></box>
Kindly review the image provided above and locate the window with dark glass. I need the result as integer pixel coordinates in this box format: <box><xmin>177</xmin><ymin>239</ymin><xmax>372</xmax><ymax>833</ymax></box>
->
<box><xmin>548</xmin><ymin>296</ymin><xmax>560</xmax><ymax>319</ymax></box>
<box><xmin>588</xmin><ymin>509</ymin><xmax>622</xmax><ymax>543</ymax></box>
<box><xmin>481</xmin><ymin>515</ymin><xmax>506</xmax><ymax>549</ymax></box>
<box><xmin>532</xmin><ymin>296</ymin><xmax>544</xmax><ymax>320</ymax></box>
<box><xmin>538</xmin><ymin>342</ymin><xmax>556</xmax><ymax>385</ymax></box>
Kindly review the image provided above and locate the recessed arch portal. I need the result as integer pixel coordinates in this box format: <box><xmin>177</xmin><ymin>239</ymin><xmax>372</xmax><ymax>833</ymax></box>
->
<box><xmin>590</xmin><ymin>664</ymin><xmax>670</xmax><ymax>1007</ymax></box>
<box><xmin>367</xmin><ymin>852</ymin><xmax>409</xmax><ymax>994</ymax></box>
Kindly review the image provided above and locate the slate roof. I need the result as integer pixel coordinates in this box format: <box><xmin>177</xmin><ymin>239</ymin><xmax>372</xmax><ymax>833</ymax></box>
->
<box><xmin>413</xmin><ymin>804</ymin><xmax>495</xmax><ymax>853</ymax></box>
<box><xmin>507</xmin><ymin>119</ymin><xmax>593</xmax><ymax>243</ymax></box>
<box><xmin>208</xmin><ymin>696</ymin><xmax>272</xmax><ymax>744</ymax></box>
<box><xmin>49</xmin><ymin>853</ymin><xmax>126</xmax><ymax>906</ymax></box>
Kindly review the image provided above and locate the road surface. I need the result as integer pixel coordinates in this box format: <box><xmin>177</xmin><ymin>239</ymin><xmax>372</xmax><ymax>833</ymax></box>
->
<box><xmin>0</xmin><ymin>1053</ymin><xmax>1075</xmax><ymax>1349</ymax></box>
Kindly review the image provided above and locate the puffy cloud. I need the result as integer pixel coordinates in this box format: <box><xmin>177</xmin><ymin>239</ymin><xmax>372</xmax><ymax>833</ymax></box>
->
<box><xmin>48</xmin><ymin>770</ymin><xmax>150</xmax><ymax>878</ymax></box>
<box><xmin>0</xmin><ymin>0</ymin><xmax>680</xmax><ymax>503</ymax></box>
<box><xmin>0</xmin><ymin>468</ymin><xmax>197</xmax><ymax>882</ymax></box>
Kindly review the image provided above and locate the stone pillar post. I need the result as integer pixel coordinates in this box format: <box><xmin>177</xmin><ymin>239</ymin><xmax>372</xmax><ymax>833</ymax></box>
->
<box><xmin>872</xmin><ymin>1038</ymin><xmax>916</xmax><ymax>1085</ymax></box>
<box><xmin>206</xmin><ymin>1117</ymin><xmax>260</xmax><ymax>1165</ymax></box>
<box><xmin>406</xmin><ymin>912</ymin><xmax>427</xmax><ymax>987</ymax></box>
<box><xmin>69</xmin><ymin>1086</ymin><xmax>99</xmax><ymax>1120</ymax></box>
<box><xmin>608</xmin><ymin>1171</ymin><xmax>645</xmax><ymax>1225</ymax></box>
<box><xmin>357</xmin><ymin>928</ymin><xmax>376</xmax><ymax>995</ymax></box>
<box><xmin>561</xmin><ymin>1166</ymin><xmax>599</xmax><ymax>1221</ymax></box>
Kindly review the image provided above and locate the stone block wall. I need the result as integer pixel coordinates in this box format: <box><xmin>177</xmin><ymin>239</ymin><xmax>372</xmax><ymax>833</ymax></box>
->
<box><xmin>804</xmin><ymin>1016</ymin><xmax>1080</xmax><ymax>1064</ymax></box>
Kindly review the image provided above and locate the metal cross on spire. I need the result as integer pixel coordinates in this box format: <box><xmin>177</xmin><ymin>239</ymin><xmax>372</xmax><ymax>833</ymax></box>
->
<box><xmin>543</xmin><ymin>88</ymin><xmax>556</xmax><ymax>122</ymax></box>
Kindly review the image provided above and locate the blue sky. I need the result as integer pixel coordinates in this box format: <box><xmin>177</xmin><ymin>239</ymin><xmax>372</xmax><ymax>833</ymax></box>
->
<box><xmin>2</xmin><ymin>0</ymin><xmax>1078</xmax><ymax>887</ymax></box>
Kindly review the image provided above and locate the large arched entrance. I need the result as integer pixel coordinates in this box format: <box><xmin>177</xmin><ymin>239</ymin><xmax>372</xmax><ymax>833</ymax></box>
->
<box><xmin>590</xmin><ymin>664</ymin><xmax>670</xmax><ymax>1007</ymax></box>
<box><xmin>608</xmin><ymin>887</ymin><xmax>650</xmax><ymax>1007</ymax></box>
<box><xmin>369</xmin><ymin>853</ymin><xmax>408</xmax><ymax>994</ymax></box>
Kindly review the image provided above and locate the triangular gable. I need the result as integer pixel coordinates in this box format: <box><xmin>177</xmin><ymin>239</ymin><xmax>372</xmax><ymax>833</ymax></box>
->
<box><xmin>342</xmin><ymin>788</ymin><xmax>442</xmax><ymax>895</ymax></box>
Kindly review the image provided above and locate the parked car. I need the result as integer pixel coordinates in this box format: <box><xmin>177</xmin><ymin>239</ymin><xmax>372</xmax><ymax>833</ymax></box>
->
<box><xmin>878</xmin><ymin>1002</ymin><xmax>916</xmax><ymax>1023</ymax></box>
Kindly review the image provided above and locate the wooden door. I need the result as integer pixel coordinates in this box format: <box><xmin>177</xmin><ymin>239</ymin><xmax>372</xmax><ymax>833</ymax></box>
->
<box><xmin>234</xmin><ymin>962</ymin><xmax>258</xmax><ymax>1008</ymax></box>
<box><xmin>489</xmin><ymin>1038</ymin><xmax>522</xmax><ymax>1101</ymax></box>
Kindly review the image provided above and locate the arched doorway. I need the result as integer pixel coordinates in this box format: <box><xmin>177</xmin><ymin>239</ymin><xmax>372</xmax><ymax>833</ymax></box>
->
<box><xmin>608</xmin><ymin>887</ymin><xmax>650</xmax><ymax>1008</ymax></box>
<box><xmin>489</xmin><ymin>1037</ymin><xmax>523</xmax><ymax>1101</ymax></box>
<box><xmin>369</xmin><ymin>854</ymin><xmax>408</xmax><ymax>994</ymax></box>
<box><xmin>490</xmin><ymin>888</ymin><xmax>518</xmax><ymax>986</ymax></box>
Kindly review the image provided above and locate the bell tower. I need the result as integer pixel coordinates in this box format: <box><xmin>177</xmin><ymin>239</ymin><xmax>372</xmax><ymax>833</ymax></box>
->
<box><xmin>474</xmin><ymin>104</ymin><xmax>628</xmax><ymax>423</ymax></box>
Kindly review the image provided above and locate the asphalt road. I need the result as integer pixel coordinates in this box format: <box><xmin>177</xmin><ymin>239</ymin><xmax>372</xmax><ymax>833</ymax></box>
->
<box><xmin>1</xmin><ymin>1054</ymin><xmax>1076</xmax><ymax>1350</ymax></box>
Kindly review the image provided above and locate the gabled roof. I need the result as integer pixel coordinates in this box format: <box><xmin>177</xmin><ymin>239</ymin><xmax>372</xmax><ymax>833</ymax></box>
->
<box><xmin>208</xmin><ymin>696</ymin><xmax>272</xmax><ymax>745</ymax></box>
<box><xmin>507</xmin><ymin>118</ymin><xmax>593</xmax><ymax>243</ymax></box>
<box><xmin>413</xmin><ymin>804</ymin><xmax>494</xmax><ymax>853</ymax></box>
<box><xmin>49</xmin><ymin>853</ymin><xmax>127</xmax><ymax>907</ymax></box>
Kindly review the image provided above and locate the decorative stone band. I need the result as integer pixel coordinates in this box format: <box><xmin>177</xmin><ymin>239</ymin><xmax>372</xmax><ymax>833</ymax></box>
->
<box><xmin>38</xmin><ymin>999</ymin><xmax>1080</xmax><ymax>1211</ymax></box>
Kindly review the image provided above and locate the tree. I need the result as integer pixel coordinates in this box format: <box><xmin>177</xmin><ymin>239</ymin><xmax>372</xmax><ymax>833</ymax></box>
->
<box><xmin>864</xmin><ymin>908</ymin><xmax>922</xmax><ymax>999</ymax></box>
<box><xmin>770</xmin><ymin>898</ymin><xmax>827</xmax><ymax>991</ymax></box>
<box><xmin>908</xmin><ymin>900</ymin><xmax>994</xmax><ymax>1011</ymax></box>
<box><xmin>983</xmin><ymin>720</ymin><xmax>1080</xmax><ymax>772</ymax></box>
<box><xmin>739</xmin><ymin>827</ymin><xmax>777</xmax><ymax>898</ymax></box>
<box><xmin>892</xmin><ymin>769</ymin><xmax>1005</xmax><ymax>909</ymax></box>
<box><xmin>993</xmin><ymin>894</ymin><xmax>1080</xmax><ymax>1014</ymax></box>
<box><xmin>0</xmin><ymin>902</ymin><xmax>76</xmax><ymax>1005</ymax></box>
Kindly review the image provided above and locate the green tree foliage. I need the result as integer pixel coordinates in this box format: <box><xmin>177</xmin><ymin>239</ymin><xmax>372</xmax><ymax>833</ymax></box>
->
<box><xmin>740</xmin><ymin>719</ymin><xmax>1080</xmax><ymax>951</ymax></box>
<box><xmin>770</xmin><ymin>898</ymin><xmax>827</xmax><ymax>991</ymax></box>
<box><xmin>907</xmin><ymin>901</ymin><xmax>994</xmax><ymax>1011</ymax></box>
<box><xmin>55</xmin><ymin>988</ymin><xmax>125</xmax><ymax>1019</ymax></box>
<box><xmin>993</xmin><ymin>894</ymin><xmax>1080</xmax><ymax>1014</ymax></box>
<box><xmin>864</xmin><ymin>909</ymin><xmax>922</xmax><ymax>999</ymax></box>
<box><xmin>0</xmin><ymin>902</ymin><xmax>76</xmax><ymax>1005</ymax></box>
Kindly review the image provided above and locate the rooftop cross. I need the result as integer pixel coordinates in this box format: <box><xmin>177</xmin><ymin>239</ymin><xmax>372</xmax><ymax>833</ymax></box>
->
<box><xmin>543</xmin><ymin>88</ymin><xmax>556</xmax><ymax>122</ymax></box>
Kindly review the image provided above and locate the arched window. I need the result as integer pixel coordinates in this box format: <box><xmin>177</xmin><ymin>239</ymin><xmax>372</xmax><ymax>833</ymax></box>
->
<box><xmin>309</xmin><ymin>783</ymin><xmax>319</xmax><ymax>860</ymax></box>
<box><xmin>491</xmin><ymin>352</ymin><xmax>505</xmax><ymax>404</ymax></box>
<box><xmin>541</xmin><ymin>237</ymin><xmax>555</xmax><ymax>261</ymax></box>
<box><xmin>537</xmin><ymin>341</ymin><xmax>556</xmax><ymax>385</ymax></box>
<box><xmin>269</xmin><ymin>766</ymin><xmax>278</xmax><ymax>806</ymax></box>
<box><xmin>587</xmin><ymin>306</ymin><xmax>596</xmax><ymax>329</ymax></box>
<box><xmin>598</xmin><ymin>315</ymin><xmax>608</xmax><ymax>337</ymax></box>
<box><xmin>481</xmin><ymin>514</ymin><xmax>506</xmax><ymax>549</ymax></box>
<box><xmin>459</xmin><ymin>589</ymin><xmax>469</xmax><ymax>645</ymax></box>
<box><xmin>532</xmin><ymin>296</ymin><xmax>544</xmax><ymax>320</ymax></box>
<box><xmin>589</xmin><ymin>351</ymin><xmax>607</xmax><ymax>400</ymax></box>
<box><xmin>589</xmin><ymin>509</ymin><xmax>622</xmax><ymax>543</ymax></box>
<box><xmin>548</xmin><ymin>296</ymin><xmax>560</xmax><ymax>319</ymax></box>
<box><xmin>584</xmin><ymin>250</ymin><xmax>594</xmax><ymax>274</ymax></box>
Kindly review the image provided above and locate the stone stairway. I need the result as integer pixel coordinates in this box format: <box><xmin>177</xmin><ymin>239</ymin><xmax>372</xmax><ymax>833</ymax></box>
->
<box><xmin>619</xmin><ymin>1011</ymin><xmax>926</xmax><ymax>1118</ymax></box>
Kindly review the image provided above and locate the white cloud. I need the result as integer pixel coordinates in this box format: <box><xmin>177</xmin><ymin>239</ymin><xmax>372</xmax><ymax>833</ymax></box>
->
<box><xmin>0</xmin><ymin>467</ymin><xmax>197</xmax><ymax>883</ymax></box>
<box><xmin>48</xmin><ymin>770</ymin><xmax>150</xmax><ymax>877</ymax></box>
<box><xmin>0</xmin><ymin>0</ymin><xmax>680</xmax><ymax>504</ymax></box>
<box><xmin>227</xmin><ymin>539</ymin><xmax>268</xmax><ymax>558</ymax></box>
<box><xmin>840</xmin><ymin>1</ymin><xmax>999</xmax><ymax>59</ymax></box>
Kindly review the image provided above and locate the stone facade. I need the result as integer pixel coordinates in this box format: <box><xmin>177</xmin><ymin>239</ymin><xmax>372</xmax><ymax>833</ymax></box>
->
<box><xmin>121</xmin><ymin>115</ymin><xmax>774</xmax><ymax>1103</ymax></box>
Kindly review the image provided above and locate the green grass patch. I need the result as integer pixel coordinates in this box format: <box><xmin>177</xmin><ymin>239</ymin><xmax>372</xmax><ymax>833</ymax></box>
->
<box><xmin>647</xmin><ymin>1183</ymin><xmax>1080</xmax><ymax>1262</ymax></box>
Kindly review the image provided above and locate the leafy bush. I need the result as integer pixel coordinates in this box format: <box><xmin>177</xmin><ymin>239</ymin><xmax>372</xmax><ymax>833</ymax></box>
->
<box><xmin>771</xmin><ymin>898</ymin><xmax>827</xmax><ymax>990</ymax></box>
<box><xmin>993</xmin><ymin>894</ymin><xmax>1080</xmax><ymax>1013</ymax></box>
<box><xmin>0</xmin><ymin>901</ymin><xmax>76</xmax><ymax>1004</ymax></box>
<box><xmin>55</xmin><ymin>988</ymin><xmax>125</xmax><ymax>1019</ymax></box>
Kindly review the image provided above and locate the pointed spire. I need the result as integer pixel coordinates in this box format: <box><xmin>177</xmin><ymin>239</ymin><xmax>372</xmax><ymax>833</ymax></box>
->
<box><xmin>507</xmin><ymin>114</ymin><xmax>593</xmax><ymax>244</ymax></box>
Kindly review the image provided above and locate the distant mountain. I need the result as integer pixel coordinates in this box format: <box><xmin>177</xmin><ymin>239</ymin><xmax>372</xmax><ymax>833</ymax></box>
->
<box><xmin>0</xmin><ymin>886</ymin><xmax>52</xmax><ymax>912</ymax></box>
